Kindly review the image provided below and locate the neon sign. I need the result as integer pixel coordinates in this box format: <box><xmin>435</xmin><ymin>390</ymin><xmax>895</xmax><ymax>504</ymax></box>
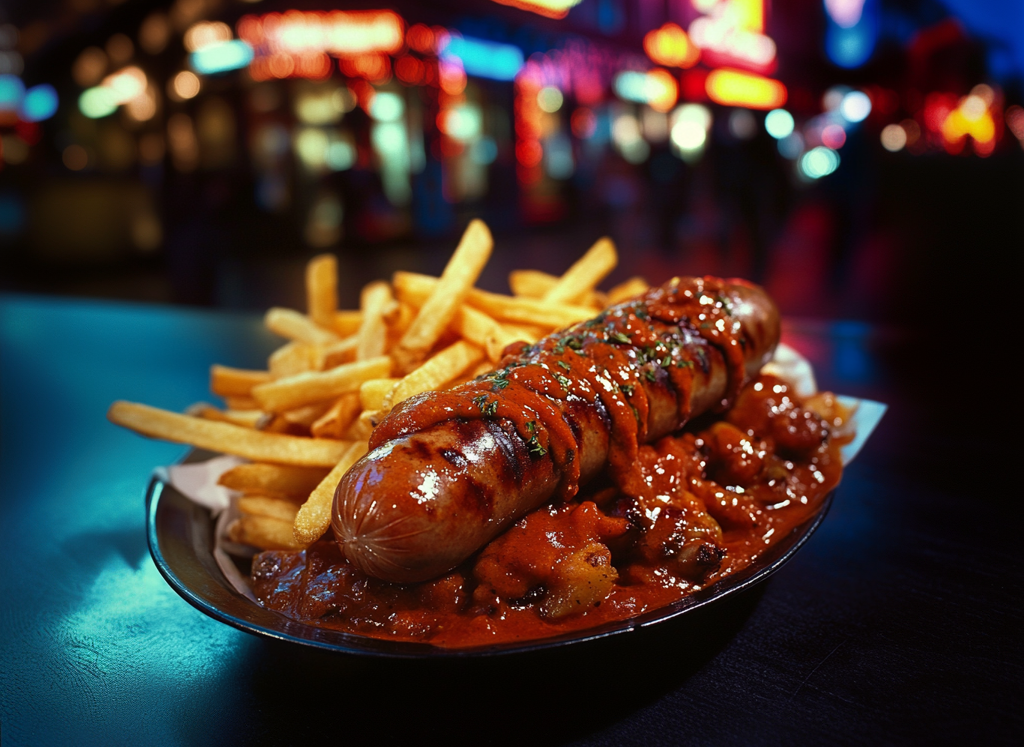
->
<box><xmin>489</xmin><ymin>0</ymin><xmax>583</xmax><ymax>20</ymax></box>
<box><xmin>688</xmin><ymin>0</ymin><xmax>777</xmax><ymax>74</ymax></box>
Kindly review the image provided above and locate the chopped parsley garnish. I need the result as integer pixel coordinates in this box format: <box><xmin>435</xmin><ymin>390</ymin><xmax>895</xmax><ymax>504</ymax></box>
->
<box><xmin>645</xmin><ymin>369</ymin><xmax>657</xmax><ymax>382</ymax></box>
<box><xmin>609</xmin><ymin>331</ymin><xmax>631</xmax><ymax>345</ymax></box>
<box><xmin>527</xmin><ymin>434</ymin><xmax>547</xmax><ymax>457</ymax></box>
<box><xmin>619</xmin><ymin>383</ymin><xmax>635</xmax><ymax>396</ymax></box>
<box><xmin>526</xmin><ymin>420</ymin><xmax>537</xmax><ymax>433</ymax></box>
<box><xmin>473</xmin><ymin>394</ymin><xmax>498</xmax><ymax>417</ymax></box>
<box><xmin>554</xmin><ymin>373</ymin><xmax>572</xmax><ymax>389</ymax></box>
<box><xmin>634</xmin><ymin>305</ymin><xmax>649</xmax><ymax>320</ymax></box>
<box><xmin>675</xmin><ymin>359</ymin><xmax>694</xmax><ymax>369</ymax></box>
<box><xmin>557</xmin><ymin>360</ymin><xmax>571</xmax><ymax>371</ymax></box>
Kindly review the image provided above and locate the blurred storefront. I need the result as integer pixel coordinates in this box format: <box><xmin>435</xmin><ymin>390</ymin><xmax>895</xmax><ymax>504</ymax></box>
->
<box><xmin>0</xmin><ymin>0</ymin><xmax>1021</xmax><ymax>319</ymax></box>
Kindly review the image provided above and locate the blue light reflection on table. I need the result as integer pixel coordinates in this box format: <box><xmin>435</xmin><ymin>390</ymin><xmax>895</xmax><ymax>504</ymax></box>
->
<box><xmin>0</xmin><ymin>295</ymin><xmax>275</xmax><ymax>744</ymax></box>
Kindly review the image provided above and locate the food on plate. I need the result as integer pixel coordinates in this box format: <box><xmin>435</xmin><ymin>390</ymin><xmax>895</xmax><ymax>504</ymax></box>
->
<box><xmin>107</xmin><ymin>219</ymin><xmax>853</xmax><ymax>649</ymax></box>
<box><xmin>334</xmin><ymin>275</ymin><xmax>780</xmax><ymax>583</ymax></box>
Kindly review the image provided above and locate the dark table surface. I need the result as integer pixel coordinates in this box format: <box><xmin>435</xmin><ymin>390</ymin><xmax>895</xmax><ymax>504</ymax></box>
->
<box><xmin>1</xmin><ymin>293</ymin><xmax>1020</xmax><ymax>746</ymax></box>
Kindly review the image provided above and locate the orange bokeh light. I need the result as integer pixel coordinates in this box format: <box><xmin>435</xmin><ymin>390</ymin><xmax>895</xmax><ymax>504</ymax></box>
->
<box><xmin>644</xmin><ymin>24</ymin><xmax>700</xmax><ymax>69</ymax></box>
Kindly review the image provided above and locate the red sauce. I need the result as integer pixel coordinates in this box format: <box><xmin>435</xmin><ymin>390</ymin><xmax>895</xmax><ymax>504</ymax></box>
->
<box><xmin>251</xmin><ymin>373</ymin><xmax>850</xmax><ymax>648</ymax></box>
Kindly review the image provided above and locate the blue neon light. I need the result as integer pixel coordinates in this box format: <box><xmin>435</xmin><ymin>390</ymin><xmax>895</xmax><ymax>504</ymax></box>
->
<box><xmin>824</xmin><ymin>0</ymin><xmax>880</xmax><ymax>69</ymax></box>
<box><xmin>190</xmin><ymin>40</ymin><xmax>254</xmax><ymax>75</ymax></box>
<box><xmin>20</xmin><ymin>84</ymin><xmax>59</xmax><ymax>122</ymax></box>
<box><xmin>0</xmin><ymin>74</ymin><xmax>25</xmax><ymax>110</ymax></box>
<box><xmin>441</xmin><ymin>35</ymin><xmax>523</xmax><ymax>81</ymax></box>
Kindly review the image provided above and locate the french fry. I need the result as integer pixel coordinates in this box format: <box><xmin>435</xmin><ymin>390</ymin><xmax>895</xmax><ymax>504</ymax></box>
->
<box><xmin>607</xmin><ymin>276</ymin><xmax>650</xmax><ymax>304</ymax></box>
<box><xmin>210</xmin><ymin>365</ymin><xmax>272</xmax><ymax>398</ymax></box>
<box><xmin>223</xmin><ymin>395</ymin><xmax>260</xmax><ymax>411</ymax></box>
<box><xmin>388</xmin><ymin>340</ymin><xmax>484</xmax><ymax>409</ymax></box>
<box><xmin>543</xmin><ymin>237</ymin><xmax>617</xmax><ymax>305</ymax></box>
<box><xmin>393</xmin><ymin>272</ymin><xmax>594</xmax><ymax>329</ymax></box>
<box><xmin>108</xmin><ymin>401</ymin><xmax>351</xmax><ymax>466</ymax></box>
<box><xmin>237</xmin><ymin>495</ymin><xmax>301</xmax><ymax>523</ymax></box>
<box><xmin>392</xmin><ymin>219</ymin><xmax>493</xmax><ymax>374</ymax></box>
<box><xmin>346</xmin><ymin>409</ymin><xmax>379</xmax><ymax>441</ymax></box>
<box><xmin>508</xmin><ymin>268</ymin><xmax>554</xmax><ymax>298</ymax></box>
<box><xmin>219</xmin><ymin>462</ymin><xmax>332</xmax><ymax>498</ymax></box>
<box><xmin>318</xmin><ymin>335</ymin><xmax>358</xmax><ymax>370</ymax></box>
<box><xmin>450</xmin><ymin>306</ymin><xmax>525</xmax><ymax>363</ymax></box>
<box><xmin>228</xmin><ymin>515</ymin><xmax>304</xmax><ymax>550</ymax></box>
<box><xmin>310</xmin><ymin>392</ymin><xmax>361</xmax><ymax>439</ymax></box>
<box><xmin>509</xmin><ymin>270</ymin><xmax>606</xmax><ymax>309</ymax></box>
<box><xmin>281</xmin><ymin>401</ymin><xmax>334</xmax><ymax>427</ymax></box>
<box><xmin>251</xmin><ymin>356</ymin><xmax>391</xmax><ymax>412</ymax></box>
<box><xmin>386</xmin><ymin>302</ymin><xmax>416</xmax><ymax>343</ymax></box>
<box><xmin>269</xmin><ymin>341</ymin><xmax>318</xmax><ymax>378</ymax></box>
<box><xmin>357</xmin><ymin>281</ymin><xmax>393</xmax><ymax>361</ymax></box>
<box><xmin>190</xmin><ymin>404</ymin><xmax>265</xmax><ymax>429</ymax></box>
<box><xmin>332</xmin><ymin>309</ymin><xmax>363</xmax><ymax>337</ymax></box>
<box><xmin>265</xmin><ymin>307</ymin><xmax>339</xmax><ymax>346</ymax></box>
<box><xmin>360</xmin><ymin>377</ymin><xmax>400</xmax><ymax>411</ymax></box>
<box><xmin>306</xmin><ymin>254</ymin><xmax>338</xmax><ymax>329</ymax></box>
<box><xmin>293</xmin><ymin>440</ymin><xmax>369</xmax><ymax>545</ymax></box>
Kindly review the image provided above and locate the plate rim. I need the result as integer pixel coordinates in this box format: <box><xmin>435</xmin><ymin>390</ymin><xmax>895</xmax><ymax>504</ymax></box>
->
<box><xmin>146</xmin><ymin>461</ymin><xmax>835</xmax><ymax>658</ymax></box>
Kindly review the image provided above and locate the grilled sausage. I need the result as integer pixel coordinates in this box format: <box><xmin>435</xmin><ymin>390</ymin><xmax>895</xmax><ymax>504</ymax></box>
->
<box><xmin>332</xmin><ymin>276</ymin><xmax>780</xmax><ymax>582</ymax></box>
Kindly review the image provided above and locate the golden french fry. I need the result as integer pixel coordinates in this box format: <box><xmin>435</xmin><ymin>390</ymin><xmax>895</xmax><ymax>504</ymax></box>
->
<box><xmin>190</xmin><ymin>404</ymin><xmax>265</xmax><ymax>429</ymax></box>
<box><xmin>346</xmin><ymin>409</ymin><xmax>378</xmax><ymax>441</ymax></box>
<box><xmin>269</xmin><ymin>341</ymin><xmax>318</xmax><ymax>378</ymax></box>
<box><xmin>389</xmin><ymin>340</ymin><xmax>484</xmax><ymax>409</ymax></box>
<box><xmin>108</xmin><ymin>401</ymin><xmax>351</xmax><ymax>466</ymax></box>
<box><xmin>293</xmin><ymin>440</ymin><xmax>369</xmax><ymax>545</ymax></box>
<box><xmin>306</xmin><ymin>254</ymin><xmax>338</xmax><ymax>329</ymax></box>
<box><xmin>508</xmin><ymin>268</ymin><xmax>555</xmax><ymax>298</ymax></box>
<box><xmin>451</xmin><ymin>305</ymin><xmax>533</xmax><ymax>363</ymax></box>
<box><xmin>210</xmin><ymin>365</ymin><xmax>271</xmax><ymax>398</ymax></box>
<box><xmin>265</xmin><ymin>307</ymin><xmax>339</xmax><ymax>346</ymax></box>
<box><xmin>310</xmin><ymin>392</ymin><xmax>361</xmax><ymax>439</ymax></box>
<box><xmin>386</xmin><ymin>301</ymin><xmax>416</xmax><ymax>344</ymax></box>
<box><xmin>357</xmin><ymin>281</ymin><xmax>393</xmax><ymax>362</ymax></box>
<box><xmin>318</xmin><ymin>335</ymin><xmax>358</xmax><ymax>370</ymax></box>
<box><xmin>509</xmin><ymin>270</ymin><xmax>605</xmax><ymax>309</ymax></box>
<box><xmin>394</xmin><ymin>272</ymin><xmax>593</xmax><ymax>329</ymax></box>
<box><xmin>393</xmin><ymin>219</ymin><xmax>493</xmax><ymax>374</ymax></box>
<box><xmin>360</xmin><ymin>377</ymin><xmax>399</xmax><ymax>411</ymax></box>
<box><xmin>607</xmin><ymin>276</ymin><xmax>650</xmax><ymax>304</ymax></box>
<box><xmin>251</xmin><ymin>356</ymin><xmax>391</xmax><ymax>412</ymax></box>
<box><xmin>219</xmin><ymin>462</ymin><xmax>331</xmax><ymax>498</ymax></box>
<box><xmin>228</xmin><ymin>515</ymin><xmax>304</xmax><ymax>550</ymax></box>
<box><xmin>332</xmin><ymin>310</ymin><xmax>363</xmax><ymax>337</ymax></box>
<box><xmin>543</xmin><ymin>237</ymin><xmax>617</xmax><ymax>305</ymax></box>
<box><xmin>238</xmin><ymin>495</ymin><xmax>300</xmax><ymax>523</ymax></box>
<box><xmin>223</xmin><ymin>395</ymin><xmax>260</xmax><ymax>411</ymax></box>
<box><xmin>281</xmin><ymin>401</ymin><xmax>334</xmax><ymax>428</ymax></box>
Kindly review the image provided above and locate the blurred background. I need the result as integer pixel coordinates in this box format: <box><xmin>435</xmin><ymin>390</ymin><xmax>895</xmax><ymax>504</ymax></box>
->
<box><xmin>0</xmin><ymin>0</ymin><xmax>1020</xmax><ymax>321</ymax></box>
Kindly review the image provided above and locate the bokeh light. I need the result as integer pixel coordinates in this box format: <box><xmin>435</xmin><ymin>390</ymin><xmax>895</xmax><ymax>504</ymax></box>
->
<box><xmin>171</xmin><ymin>71</ymin><xmax>201</xmax><ymax>101</ymax></box>
<box><xmin>880</xmin><ymin>123</ymin><xmax>907</xmax><ymax>152</ymax></box>
<box><xmin>800</xmin><ymin>146</ymin><xmax>840</xmax><ymax>178</ymax></box>
<box><xmin>537</xmin><ymin>87</ymin><xmax>563</xmax><ymax>113</ymax></box>
<box><xmin>764</xmin><ymin>108</ymin><xmax>794</xmax><ymax>139</ymax></box>
<box><xmin>840</xmin><ymin>90</ymin><xmax>871</xmax><ymax>122</ymax></box>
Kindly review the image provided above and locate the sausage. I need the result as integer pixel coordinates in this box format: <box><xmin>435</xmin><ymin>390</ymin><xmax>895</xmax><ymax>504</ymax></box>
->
<box><xmin>332</xmin><ymin>276</ymin><xmax>781</xmax><ymax>582</ymax></box>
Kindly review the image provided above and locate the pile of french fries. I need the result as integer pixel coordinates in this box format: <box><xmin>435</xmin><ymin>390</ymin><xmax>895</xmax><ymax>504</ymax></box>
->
<box><xmin>108</xmin><ymin>219</ymin><xmax>649</xmax><ymax>552</ymax></box>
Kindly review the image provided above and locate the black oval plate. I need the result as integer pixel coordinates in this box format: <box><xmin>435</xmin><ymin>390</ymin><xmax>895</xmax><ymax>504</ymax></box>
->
<box><xmin>146</xmin><ymin>454</ymin><xmax>834</xmax><ymax>658</ymax></box>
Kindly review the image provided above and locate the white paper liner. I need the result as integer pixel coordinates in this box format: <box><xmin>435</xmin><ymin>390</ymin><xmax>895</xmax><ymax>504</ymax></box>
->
<box><xmin>158</xmin><ymin>343</ymin><xmax>886</xmax><ymax>599</ymax></box>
